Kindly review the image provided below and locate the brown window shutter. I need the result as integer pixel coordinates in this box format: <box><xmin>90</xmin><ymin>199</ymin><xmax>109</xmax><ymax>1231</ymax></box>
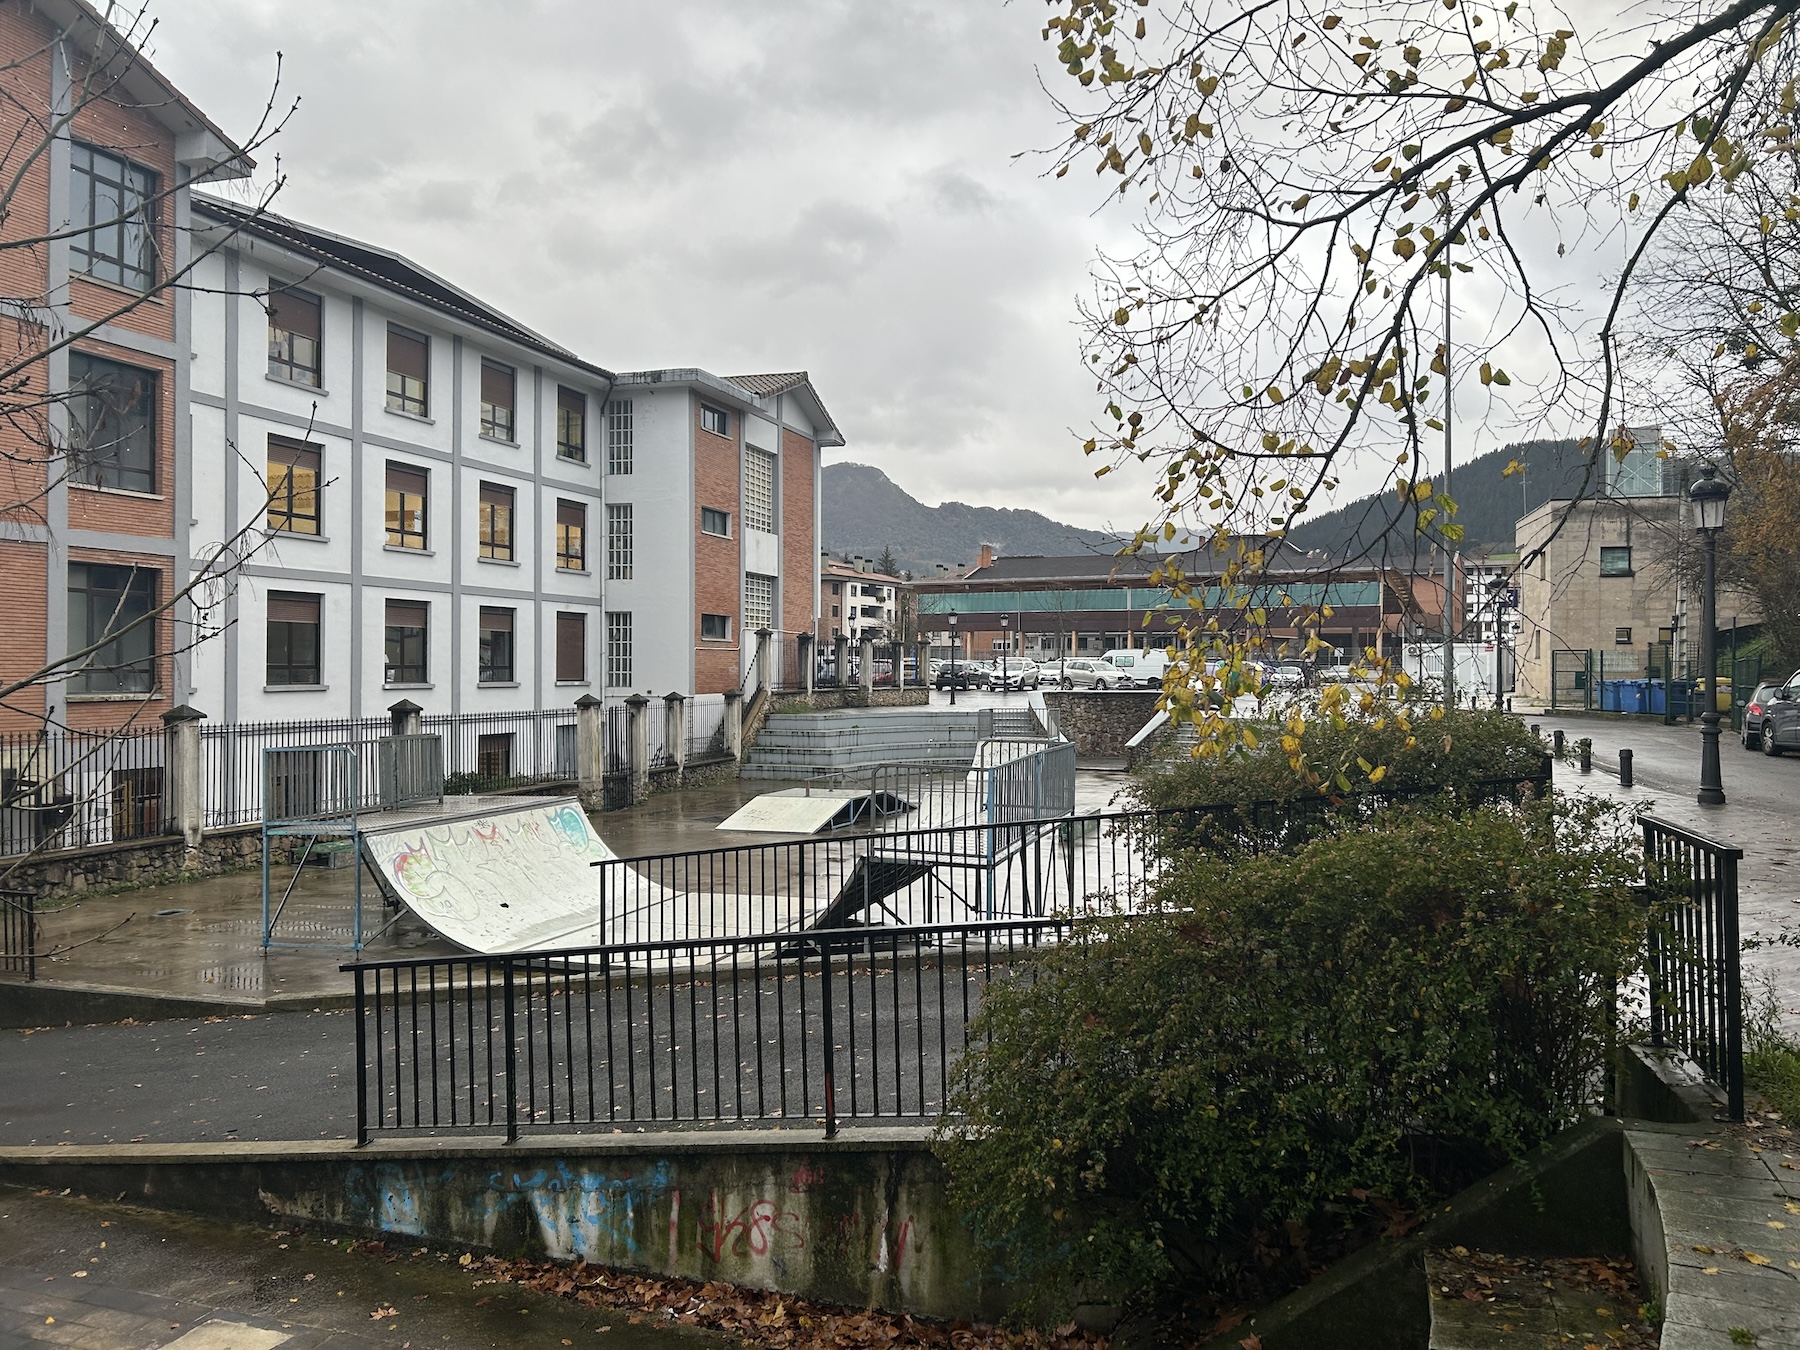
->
<box><xmin>556</xmin><ymin>613</ymin><xmax>584</xmax><ymax>681</ymax></box>
<box><xmin>387</xmin><ymin>327</ymin><xmax>428</xmax><ymax>380</ymax></box>
<box><xmin>268</xmin><ymin>435</ymin><xmax>321</xmax><ymax>470</ymax></box>
<box><xmin>479</xmin><ymin>481</ymin><xmax>513</xmax><ymax>507</ymax></box>
<box><xmin>481</xmin><ymin>360</ymin><xmax>514</xmax><ymax>409</ymax></box>
<box><xmin>267</xmin><ymin>592</ymin><xmax>320</xmax><ymax>624</ymax></box>
<box><xmin>479</xmin><ymin>607</ymin><xmax>513</xmax><ymax>632</ymax></box>
<box><xmin>386</xmin><ymin>600</ymin><xmax>428</xmax><ymax>628</ymax></box>
<box><xmin>558</xmin><ymin>386</ymin><xmax>583</xmax><ymax>418</ymax></box>
<box><xmin>387</xmin><ymin>463</ymin><xmax>428</xmax><ymax>496</ymax></box>
<box><xmin>557</xmin><ymin>500</ymin><xmax>584</xmax><ymax>527</ymax></box>
<box><xmin>268</xmin><ymin>289</ymin><xmax>321</xmax><ymax>340</ymax></box>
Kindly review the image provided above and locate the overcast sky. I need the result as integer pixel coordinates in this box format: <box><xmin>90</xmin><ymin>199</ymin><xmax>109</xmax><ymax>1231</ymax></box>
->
<box><xmin>147</xmin><ymin>0</ymin><xmax>1188</xmax><ymax>533</ymax></box>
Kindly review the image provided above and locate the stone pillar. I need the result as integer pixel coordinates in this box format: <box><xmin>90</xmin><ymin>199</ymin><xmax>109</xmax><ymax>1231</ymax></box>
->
<box><xmin>798</xmin><ymin>632</ymin><xmax>814</xmax><ymax>696</ymax></box>
<box><xmin>754</xmin><ymin>628</ymin><xmax>773</xmax><ymax>696</ymax></box>
<box><xmin>625</xmin><ymin>694</ymin><xmax>650</xmax><ymax>802</ymax></box>
<box><xmin>388</xmin><ymin>698</ymin><xmax>423</xmax><ymax>738</ymax></box>
<box><xmin>664</xmin><ymin>692</ymin><xmax>687</xmax><ymax>778</ymax></box>
<box><xmin>834</xmin><ymin>635</ymin><xmax>849</xmax><ymax>691</ymax></box>
<box><xmin>574</xmin><ymin>694</ymin><xmax>605</xmax><ymax>811</ymax></box>
<box><xmin>723</xmin><ymin>689</ymin><xmax>744</xmax><ymax>761</ymax></box>
<box><xmin>860</xmin><ymin>637</ymin><xmax>875</xmax><ymax>699</ymax></box>
<box><xmin>161</xmin><ymin>704</ymin><xmax>205</xmax><ymax>853</ymax></box>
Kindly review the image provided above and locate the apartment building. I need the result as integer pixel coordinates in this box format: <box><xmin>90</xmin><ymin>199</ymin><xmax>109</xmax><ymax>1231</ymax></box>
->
<box><xmin>185</xmin><ymin>198</ymin><xmax>616</xmax><ymax>722</ymax></box>
<box><xmin>822</xmin><ymin>556</ymin><xmax>903</xmax><ymax>643</ymax></box>
<box><xmin>0</xmin><ymin>0</ymin><xmax>248</xmax><ymax>735</ymax></box>
<box><xmin>607</xmin><ymin>369</ymin><xmax>840</xmax><ymax>697</ymax></box>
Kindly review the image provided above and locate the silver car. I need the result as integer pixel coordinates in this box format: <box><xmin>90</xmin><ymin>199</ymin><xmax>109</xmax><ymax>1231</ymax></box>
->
<box><xmin>1055</xmin><ymin>658</ymin><xmax>1128</xmax><ymax>690</ymax></box>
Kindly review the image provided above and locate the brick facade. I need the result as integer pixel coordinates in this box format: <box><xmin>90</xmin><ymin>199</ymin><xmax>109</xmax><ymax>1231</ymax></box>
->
<box><xmin>780</xmin><ymin>427</ymin><xmax>816</xmax><ymax>640</ymax></box>
<box><xmin>692</xmin><ymin>393</ymin><xmax>742</xmax><ymax>695</ymax></box>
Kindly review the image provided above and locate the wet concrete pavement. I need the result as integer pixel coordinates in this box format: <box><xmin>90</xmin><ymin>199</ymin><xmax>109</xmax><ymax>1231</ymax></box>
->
<box><xmin>0</xmin><ymin>1184</ymin><xmax>713</xmax><ymax>1347</ymax></box>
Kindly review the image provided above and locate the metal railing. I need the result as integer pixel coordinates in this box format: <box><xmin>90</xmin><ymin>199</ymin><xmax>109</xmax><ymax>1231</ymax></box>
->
<box><xmin>427</xmin><ymin>710</ymin><xmax>579</xmax><ymax>789</ymax></box>
<box><xmin>0</xmin><ymin>890</ymin><xmax>34</xmax><ymax>980</ymax></box>
<box><xmin>687</xmin><ymin>696</ymin><xmax>727</xmax><ymax>762</ymax></box>
<box><xmin>344</xmin><ymin>917</ymin><xmax>1074</xmax><ymax>1144</ymax></box>
<box><xmin>0</xmin><ymin>725</ymin><xmax>167</xmax><ymax>855</ymax></box>
<box><xmin>1642</xmin><ymin>814</ymin><xmax>1744</xmax><ymax>1121</ymax></box>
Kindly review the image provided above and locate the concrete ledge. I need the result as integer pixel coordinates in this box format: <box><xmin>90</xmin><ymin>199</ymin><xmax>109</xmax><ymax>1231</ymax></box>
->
<box><xmin>1616</xmin><ymin>1043</ymin><xmax>1727</xmax><ymax>1124</ymax></box>
<box><xmin>0</xmin><ymin>978</ymin><xmax>359</xmax><ymax>1029</ymax></box>
<box><xmin>0</xmin><ymin>1124</ymin><xmax>991</xmax><ymax>1322</ymax></box>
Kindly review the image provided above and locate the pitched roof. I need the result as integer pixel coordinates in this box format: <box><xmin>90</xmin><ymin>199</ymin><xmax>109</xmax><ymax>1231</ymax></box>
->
<box><xmin>725</xmin><ymin>371</ymin><xmax>844</xmax><ymax>449</ymax></box>
<box><xmin>192</xmin><ymin>195</ymin><xmax>615</xmax><ymax>381</ymax></box>
<box><xmin>725</xmin><ymin>372</ymin><xmax>809</xmax><ymax>397</ymax></box>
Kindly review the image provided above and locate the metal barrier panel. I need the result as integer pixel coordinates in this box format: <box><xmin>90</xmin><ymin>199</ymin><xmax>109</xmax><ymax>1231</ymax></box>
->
<box><xmin>262</xmin><ymin>744</ymin><xmax>362</xmax><ymax>824</ymax></box>
<box><xmin>377</xmin><ymin>735</ymin><xmax>444</xmax><ymax>808</ymax></box>
<box><xmin>0</xmin><ymin>890</ymin><xmax>34</xmax><ymax>980</ymax></box>
<box><xmin>1643</xmin><ymin>814</ymin><xmax>1745</xmax><ymax>1121</ymax></box>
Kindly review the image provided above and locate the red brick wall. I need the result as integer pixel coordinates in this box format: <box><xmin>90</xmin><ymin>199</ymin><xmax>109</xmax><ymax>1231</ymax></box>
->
<box><xmin>692</xmin><ymin>394</ymin><xmax>741</xmax><ymax>695</ymax></box>
<box><xmin>0</xmin><ymin>538</ymin><xmax>48</xmax><ymax>730</ymax></box>
<box><xmin>781</xmin><ymin>428</ymin><xmax>816</xmax><ymax>639</ymax></box>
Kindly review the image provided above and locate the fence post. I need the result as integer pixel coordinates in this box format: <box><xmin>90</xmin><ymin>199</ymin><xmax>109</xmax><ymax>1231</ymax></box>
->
<box><xmin>161</xmin><ymin>705</ymin><xmax>206</xmax><ymax>853</ymax></box>
<box><xmin>820</xmin><ymin>943</ymin><xmax>838</xmax><ymax>1138</ymax></box>
<box><xmin>834</xmin><ymin>634</ymin><xmax>849</xmax><ymax>691</ymax></box>
<box><xmin>859</xmin><ymin>637</ymin><xmax>875</xmax><ymax>700</ymax></box>
<box><xmin>353</xmin><ymin>966</ymin><xmax>370</xmax><ymax>1146</ymax></box>
<box><xmin>625</xmin><ymin>694</ymin><xmax>650</xmax><ymax>802</ymax></box>
<box><xmin>664</xmin><ymin>692</ymin><xmax>686</xmax><ymax>781</ymax></box>
<box><xmin>798</xmin><ymin>632</ymin><xmax>814</xmax><ymax>696</ymax></box>
<box><xmin>388</xmin><ymin>698</ymin><xmax>423</xmax><ymax>738</ymax></box>
<box><xmin>502</xmin><ymin>959</ymin><xmax>519</xmax><ymax>1144</ymax></box>
<box><xmin>755</xmin><ymin>628</ymin><xmax>773</xmax><ymax>698</ymax></box>
<box><xmin>574</xmin><ymin>694</ymin><xmax>605</xmax><ymax>810</ymax></box>
<box><xmin>723</xmin><ymin>690</ymin><xmax>744</xmax><ymax>761</ymax></box>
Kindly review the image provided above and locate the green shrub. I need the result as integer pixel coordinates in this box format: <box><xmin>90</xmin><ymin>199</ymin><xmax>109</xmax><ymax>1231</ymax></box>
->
<box><xmin>1745</xmin><ymin>979</ymin><xmax>1800</xmax><ymax>1121</ymax></box>
<box><xmin>1132</xmin><ymin>706</ymin><xmax>1549</xmax><ymax>810</ymax></box>
<box><xmin>935</xmin><ymin>798</ymin><xmax>1645</xmax><ymax>1323</ymax></box>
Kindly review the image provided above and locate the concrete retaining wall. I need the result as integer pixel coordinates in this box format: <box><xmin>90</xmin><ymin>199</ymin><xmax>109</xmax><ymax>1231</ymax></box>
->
<box><xmin>0</xmin><ymin>1129</ymin><xmax>1000</xmax><ymax>1322</ymax></box>
<box><xmin>8</xmin><ymin>823</ymin><xmax>265</xmax><ymax>901</ymax></box>
<box><xmin>1041</xmin><ymin>690</ymin><xmax>1162</xmax><ymax>762</ymax></box>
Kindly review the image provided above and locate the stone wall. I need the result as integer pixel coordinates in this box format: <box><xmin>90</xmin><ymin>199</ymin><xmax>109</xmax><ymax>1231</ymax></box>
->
<box><xmin>9</xmin><ymin>823</ymin><xmax>266</xmax><ymax>900</ymax></box>
<box><xmin>1041</xmin><ymin>690</ymin><xmax>1163</xmax><ymax>762</ymax></box>
<box><xmin>0</xmin><ymin>1129</ymin><xmax>1003</xmax><ymax>1322</ymax></box>
<box><xmin>768</xmin><ymin>687</ymin><xmax>928</xmax><ymax>714</ymax></box>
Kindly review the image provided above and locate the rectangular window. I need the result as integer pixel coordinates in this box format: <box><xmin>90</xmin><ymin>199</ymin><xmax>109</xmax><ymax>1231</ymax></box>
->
<box><xmin>385</xmin><ymin>325</ymin><xmax>429</xmax><ymax>416</ymax></box>
<box><xmin>67</xmin><ymin>562</ymin><xmax>156</xmax><ymax>694</ymax></box>
<box><xmin>480</xmin><ymin>359</ymin><xmax>515</xmax><ymax>441</ymax></box>
<box><xmin>606</xmin><ymin>399</ymin><xmax>633</xmax><ymax>475</ymax></box>
<box><xmin>743</xmin><ymin>448</ymin><xmax>776</xmax><ymax>533</ymax></box>
<box><xmin>267</xmin><ymin>436</ymin><xmax>322</xmax><ymax>535</ymax></box>
<box><xmin>477</xmin><ymin>733</ymin><xmax>513</xmax><ymax>780</ymax></box>
<box><xmin>607</xmin><ymin>502</ymin><xmax>633</xmax><ymax>580</ymax></box>
<box><xmin>701</xmin><ymin>507</ymin><xmax>731</xmax><ymax>537</ymax></box>
<box><xmin>701</xmin><ymin>613</ymin><xmax>731</xmax><ymax>641</ymax></box>
<box><xmin>69</xmin><ymin>353</ymin><xmax>156</xmax><ymax>493</ymax></box>
<box><xmin>385</xmin><ymin>463</ymin><xmax>428</xmax><ymax>549</ymax></box>
<box><xmin>557</xmin><ymin>500</ymin><xmax>587</xmax><ymax>571</ymax></box>
<box><xmin>384</xmin><ymin>600</ymin><xmax>428</xmax><ymax>684</ymax></box>
<box><xmin>1599</xmin><ymin>546</ymin><xmax>1633</xmax><ymax>576</ymax></box>
<box><xmin>556</xmin><ymin>612</ymin><xmax>586</xmax><ymax>682</ymax></box>
<box><xmin>265</xmin><ymin>592</ymin><xmax>321</xmax><ymax>686</ymax></box>
<box><xmin>700</xmin><ymin>404</ymin><xmax>729</xmax><ymax>437</ymax></box>
<box><xmin>606</xmin><ymin>611</ymin><xmax>633</xmax><ymax>688</ymax></box>
<box><xmin>70</xmin><ymin>142</ymin><xmax>157</xmax><ymax>291</ymax></box>
<box><xmin>1615</xmin><ymin>627</ymin><xmax>1633</xmax><ymax>646</ymax></box>
<box><xmin>557</xmin><ymin>386</ymin><xmax>586</xmax><ymax>461</ymax></box>
<box><xmin>478</xmin><ymin>481</ymin><xmax>514</xmax><ymax>561</ymax></box>
<box><xmin>478</xmin><ymin>607</ymin><xmax>515</xmax><ymax>683</ymax></box>
<box><xmin>267</xmin><ymin>287</ymin><xmax>322</xmax><ymax>387</ymax></box>
<box><xmin>744</xmin><ymin>573</ymin><xmax>775</xmax><ymax>633</ymax></box>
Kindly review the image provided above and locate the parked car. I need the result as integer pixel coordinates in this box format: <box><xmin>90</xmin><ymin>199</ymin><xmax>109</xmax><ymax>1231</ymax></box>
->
<box><xmin>989</xmin><ymin>658</ymin><xmax>1042</xmax><ymax>690</ymax></box>
<box><xmin>1318</xmin><ymin>664</ymin><xmax>1358</xmax><ymax>684</ymax></box>
<box><xmin>1055</xmin><ymin>658</ymin><xmax>1128</xmax><ymax>690</ymax></box>
<box><xmin>933</xmin><ymin>662</ymin><xmax>976</xmax><ymax>690</ymax></box>
<box><xmin>1101</xmin><ymin>648</ymin><xmax>1169</xmax><ymax>688</ymax></box>
<box><xmin>1266</xmin><ymin>662</ymin><xmax>1311</xmax><ymax>690</ymax></box>
<box><xmin>1754</xmin><ymin>671</ymin><xmax>1800</xmax><ymax>754</ymax></box>
<box><xmin>1742</xmin><ymin>678</ymin><xmax>1786</xmax><ymax>751</ymax></box>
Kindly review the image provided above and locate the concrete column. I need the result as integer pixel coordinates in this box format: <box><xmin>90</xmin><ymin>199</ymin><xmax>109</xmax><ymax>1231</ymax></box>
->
<box><xmin>161</xmin><ymin>704</ymin><xmax>205</xmax><ymax>853</ymax></box>
<box><xmin>755</xmin><ymin>628</ymin><xmax>772</xmax><ymax>696</ymax></box>
<box><xmin>625</xmin><ymin>694</ymin><xmax>650</xmax><ymax>801</ymax></box>
<box><xmin>664</xmin><ymin>692</ymin><xmax>687</xmax><ymax>777</ymax></box>
<box><xmin>860</xmin><ymin>637</ymin><xmax>875</xmax><ymax>699</ymax></box>
<box><xmin>834</xmin><ymin>635</ymin><xmax>849</xmax><ymax>690</ymax></box>
<box><xmin>574</xmin><ymin>694</ymin><xmax>604</xmax><ymax>811</ymax></box>
<box><xmin>388</xmin><ymin>698</ymin><xmax>423</xmax><ymax>738</ymax></box>
<box><xmin>798</xmin><ymin>632</ymin><xmax>814</xmax><ymax>696</ymax></box>
<box><xmin>723</xmin><ymin>689</ymin><xmax>744</xmax><ymax>761</ymax></box>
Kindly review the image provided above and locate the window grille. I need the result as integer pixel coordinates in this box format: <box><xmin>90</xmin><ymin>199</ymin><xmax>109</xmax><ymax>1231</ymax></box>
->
<box><xmin>607</xmin><ymin>503</ymin><xmax>633</xmax><ymax>580</ymax></box>
<box><xmin>744</xmin><ymin>573</ymin><xmax>775</xmax><ymax>633</ymax></box>
<box><xmin>606</xmin><ymin>612</ymin><xmax>633</xmax><ymax>688</ymax></box>
<box><xmin>607</xmin><ymin>400</ymin><xmax>633</xmax><ymax>475</ymax></box>
<box><xmin>743</xmin><ymin>449</ymin><xmax>776</xmax><ymax>533</ymax></box>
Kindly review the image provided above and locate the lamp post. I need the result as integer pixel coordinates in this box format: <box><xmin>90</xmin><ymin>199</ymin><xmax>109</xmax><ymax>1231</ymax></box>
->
<box><xmin>1000</xmin><ymin>613</ymin><xmax>1010</xmax><ymax>662</ymax></box>
<box><xmin>947</xmin><ymin>612</ymin><xmax>959</xmax><ymax>707</ymax></box>
<box><xmin>1691</xmin><ymin>463</ymin><xmax>1732</xmax><ymax>806</ymax></box>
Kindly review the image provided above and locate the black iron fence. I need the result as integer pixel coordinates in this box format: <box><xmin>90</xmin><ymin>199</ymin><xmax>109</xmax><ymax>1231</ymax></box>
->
<box><xmin>1642</xmin><ymin>814</ymin><xmax>1744</xmax><ymax>1121</ymax></box>
<box><xmin>344</xmin><ymin>917</ymin><xmax>1072</xmax><ymax>1144</ymax></box>
<box><xmin>0</xmin><ymin>890</ymin><xmax>34</xmax><ymax>980</ymax></box>
<box><xmin>0</xmin><ymin>725</ymin><xmax>166</xmax><ymax>856</ymax></box>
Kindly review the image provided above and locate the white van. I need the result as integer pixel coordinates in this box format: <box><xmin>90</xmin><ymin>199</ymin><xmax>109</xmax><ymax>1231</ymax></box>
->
<box><xmin>1101</xmin><ymin>648</ymin><xmax>1170</xmax><ymax>688</ymax></box>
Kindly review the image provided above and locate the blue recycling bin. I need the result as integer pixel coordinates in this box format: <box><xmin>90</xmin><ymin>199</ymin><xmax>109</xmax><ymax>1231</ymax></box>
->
<box><xmin>1599</xmin><ymin>679</ymin><xmax>1624</xmax><ymax>712</ymax></box>
<box><xmin>1646</xmin><ymin>680</ymin><xmax>1668</xmax><ymax>715</ymax></box>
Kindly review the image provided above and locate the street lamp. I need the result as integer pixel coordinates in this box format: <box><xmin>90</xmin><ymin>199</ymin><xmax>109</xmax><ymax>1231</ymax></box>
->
<box><xmin>947</xmin><ymin>612</ymin><xmax>959</xmax><ymax>707</ymax></box>
<box><xmin>1690</xmin><ymin>463</ymin><xmax>1732</xmax><ymax>806</ymax></box>
<box><xmin>1000</xmin><ymin>613</ymin><xmax>1010</xmax><ymax>660</ymax></box>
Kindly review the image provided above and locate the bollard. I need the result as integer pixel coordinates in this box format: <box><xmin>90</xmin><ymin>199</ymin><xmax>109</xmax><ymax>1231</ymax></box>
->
<box><xmin>1619</xmin><ymin>748</ymin><xmax>1633</xmax><ymax>788</ymax></box>
<box><xmin>1579</xmin><ymin>741</ymin><xmax>1592</xmax><ymax>773</ymax></box>
<box><xmin>1532</xmin><ymin>723</ymin><xmax>1542</xmax><ymax>740</ymax></box>
<box><xmin>1553</xmin><ymin>729</ymin><xmax>1566</xmax><ymax>754</ymax></box>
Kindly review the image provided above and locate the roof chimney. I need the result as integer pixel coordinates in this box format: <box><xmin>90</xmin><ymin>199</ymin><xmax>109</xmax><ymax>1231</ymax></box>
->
<box><xmin>977</xmin><ymin>543</ymin><xmax>995</xmax><ymax>570</ymax></box>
